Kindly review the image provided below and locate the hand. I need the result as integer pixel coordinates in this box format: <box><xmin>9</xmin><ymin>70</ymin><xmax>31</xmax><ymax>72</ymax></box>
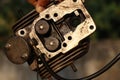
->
<box><xmin>27</xmin><ymin>0</ymin><xmax>50</xmax><ymax>12</ymax></box>
<box><xmin>27</xmin><ymin>0</ymin><xmax>63</xmax><ymax>12</ymax></box>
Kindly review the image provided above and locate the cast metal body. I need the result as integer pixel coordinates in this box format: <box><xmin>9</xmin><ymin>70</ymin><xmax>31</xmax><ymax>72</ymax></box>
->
<box><xmin>5</xmin><ymin>0</ymin><xmax>96</xmax><ymax>79</ymax></box>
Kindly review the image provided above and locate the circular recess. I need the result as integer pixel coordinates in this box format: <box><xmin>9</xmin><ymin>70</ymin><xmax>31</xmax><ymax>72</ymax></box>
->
<box><xmin>49</xmin><ymin>55</ymin><xmax>51</xmax><ymax>57</ymax></box>
<box><xmin>18</xmin><ymin>29</ymin><xmax>27</xmax><ymax>37</ymax></box>
<box><xmin>89</xmin><ymin>25</ymin><xmax>94</xmax><ymax>30</ymax></box>
<box><xmin>45</xmin><ymin>37</ymin><xmax>60</xmax><ymax>52</ymax></box>
<box><xmin>35</xmin><ymin>20</ymin><xmax>50</xmax><ymax>35</ymax></box>
<box><xmin>45</xmin><ymin>14</ymin><xmax>50</xmax><ymax>19</ymax></box>
<box><xmin>54</xmin><ymin>13</ymin><xmax>58</xmax><ymax>17</ymax></box>
<box><xmin>68</xmin><ymin>36</ymin><xmax>72</xmax><ymax>40</ymax></box>
<box><xmin>63</xmin><ymin>43</ymin><xmax>67</xmax><ymax>47</ymax></box>
<box><xmin>20</xmin><ymin>30</ymin><xmax>25</xmax><ymax>35</ymax></box>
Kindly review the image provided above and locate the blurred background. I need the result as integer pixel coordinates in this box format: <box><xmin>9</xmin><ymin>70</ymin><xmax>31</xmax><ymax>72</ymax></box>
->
<box><xmin>0</xmin><ymin>0</ymin><xmax>120</xmax><ymax>80</ymax></box>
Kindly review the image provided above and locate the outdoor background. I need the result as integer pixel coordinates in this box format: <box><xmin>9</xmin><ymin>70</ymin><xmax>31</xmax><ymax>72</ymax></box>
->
<box><xmin>0</xmin><ymin>0</ymin><xmax>120</xmax><ymax>80</ymax></box>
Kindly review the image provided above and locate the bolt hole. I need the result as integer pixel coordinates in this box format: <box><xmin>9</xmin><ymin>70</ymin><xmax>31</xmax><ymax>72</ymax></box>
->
<box><xmin>63</xmin><ymin>43</ymin><xmax>67</xmax><ymax>47</ymax></box>
<box><xmin>49</xmin><ymin>55</ymin><xmax>51</xmax><ymax>57</ymax></box>
<box><xmin>73</xmin><ymin>0</ymin><xmax>77</xmax><ymax>2</ymax></box>
<box><xmin>45</xmin><ymin>14</ymin><xmax>50</xmax><ymax>18</ymax></box>
<box><xmin>20</xmin><ymin>30</ymin><xmax>25</xmax><ymax>35</ymax></box>
<box><xmin>89</xmin><ymin>25</ymin><xmax>94</xmax><ymax>30</ymax></box>
<box><xmin>18</xmin><ymin>29</ymin><xmax>27</xmax><ymax>37</ymax></box>
<box><xmin>68</xmin><ymin>36</ymin><xmax>72</xmax><ymax>40</ymax></box>
<box><xmin>54</xmin><ymin>13</ymin><xmax>58</xmax><ymax>17</ymax></box>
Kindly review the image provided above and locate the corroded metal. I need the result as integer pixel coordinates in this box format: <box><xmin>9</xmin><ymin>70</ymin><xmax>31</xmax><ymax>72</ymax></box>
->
<box><xmin>35</xmin><ymin>20</ymin><xmax>50</xmax><ymax>35</ymax></box>
<box><xmin>29</xmin><ymin>0</ymin><xmax>96</xmax><ymax>58</ymax></box>
<box><xmin>5</xmin><ymin>37</ymin><xmax>30</xmax><ymax>64</ymax></box>
<box><xmin>5</xmin><ymin>0</ymin><xmax>96</xmax><ymax>79</ymax></box>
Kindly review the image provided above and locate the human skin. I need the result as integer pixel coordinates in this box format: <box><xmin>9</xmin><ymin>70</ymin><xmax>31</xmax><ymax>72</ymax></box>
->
<box><xmin>27</xmin><ymin>0</ymin><xmax>63</xmax><ymax>12</ymax></box>
<box><xmin>27</xmin><ymin>0</ymin><xmax>50</xmax><ymax>12</ymax></box>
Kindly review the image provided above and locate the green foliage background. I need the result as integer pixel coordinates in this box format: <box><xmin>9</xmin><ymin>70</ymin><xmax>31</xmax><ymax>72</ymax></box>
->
<box><xmin>85</xmin><ymin>0</ymin><xmax>120</xmax><ymax>39</ymax></box>
<box><xmin>0</xmin><ymin>0</ymin><xmax>120</xmax><ymax>47</ymax></box>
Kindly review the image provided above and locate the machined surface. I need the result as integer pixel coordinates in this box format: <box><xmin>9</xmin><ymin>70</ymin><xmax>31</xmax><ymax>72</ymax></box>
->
<box><xmin>7</xmin><ymin>0</ymin><xmax>96</xmax><ymax>79</ymax></box>
<box><xmin>29</xmin><ymin>0</ymin><xmax>96</xmax><ymax>58</ymax></box>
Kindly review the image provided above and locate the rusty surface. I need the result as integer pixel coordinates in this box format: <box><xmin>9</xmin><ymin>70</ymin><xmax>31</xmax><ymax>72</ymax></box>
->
<box><xmin>5</xmin><ymin>0</ymin><xmax>96</xmax><ymax>79</ymax></box>
<box><xmin>29</xmin><ymin>0</ymin><xmax>96</xmax><ymax>58</ymax></box>
<box><xmin>5</xmin><ymin>37</ymin><xmax>30</xmax><ymax>64</ymax></box>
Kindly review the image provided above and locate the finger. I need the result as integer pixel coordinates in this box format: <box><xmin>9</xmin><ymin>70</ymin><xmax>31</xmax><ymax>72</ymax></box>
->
<box><xmin>27</xmin><ymin>0</ymin><xmax>37</xmax><ymax>6</ymax></box>
<box><xmin>37</xmin><ymin>0</ymin><xmax>50</xmax><ymax>7</ymax></box>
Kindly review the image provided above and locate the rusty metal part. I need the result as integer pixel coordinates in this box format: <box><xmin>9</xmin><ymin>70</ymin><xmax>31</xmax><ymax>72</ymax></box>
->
<box><xmin>70</xmin><ymin>63</ymin><xmax>78</xmax><ymax>72</ymax></box>
<box><xmin>29</xmin><ymin>0</ymin><xmax>96</xmax><ymax>58</ymax></box>
<box><xmin>45</xmin><ymin>37</ymin><xmax>60</xmax><ymax>52</ymax></box>
<box><xmin>29</xmin><ymin>59</ymin><xmax>37</xmax><ymax>70</ymax></box>
<box><xmin>12</xmin><ymin>9</ymin><xmax>39</xmax><ymax>32</ymax></box>
<box><xmin>6</xmin><ymin>0</ymin><xmax>96</xmax><ymax>79</ymax></box>
<box><xmin>35</xmin><ymin>19</ymin><xmax>50</xmax><ymax>35</ymax></box>
<box><xmin>38</xmin><ymin>38</ymin><xmax>89</xmax><ymax>78</ymax></box>
<box><xmin>5</xmin><ymin>36</ymin><xmax>30</xmax><ymax>64</ymax></box>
